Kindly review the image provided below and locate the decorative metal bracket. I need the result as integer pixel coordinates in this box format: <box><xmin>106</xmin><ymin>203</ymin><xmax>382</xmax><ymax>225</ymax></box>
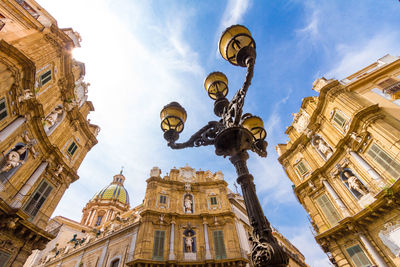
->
<box><xmin>168</xmin><ymin>121</ymin><xmax>224</xmax><ymax>149</ymax></box>
<box><xmin>222</xmin><ymin>57</ymin><xmax>255</xmax><ymax>128</ymax></box>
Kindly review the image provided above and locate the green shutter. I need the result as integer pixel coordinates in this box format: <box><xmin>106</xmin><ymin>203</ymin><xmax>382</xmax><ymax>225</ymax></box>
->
<box><xmin>153</xmin><ymin>230</ymin><xmax>165</xmax><ymax>260</ymax></box>
<box><xmin>333</xmin><ymin>112</ymin><xmax>347</xmax><ymax>128</ymax></box>
<box><xmin>346</xmin><ymin>245</ymin><xmax>372</xmax><ymax>267</ymax></box>
<box><xmin>213</xmin><ymin>230</ymin><xmax>226</xmax><ymax>259</ymax></box>
<box><xmin>23</xmin><ymin>180</ymin><xmax>53</xmax><ymax>217</ymax></box>
<box><xmin>0</xmin><ymin>98</ymin><xmax>7</xmax><ymax>121</ymax></box>
<box><xmin>316</xmin><ymin>194</ymin><xmax>341</xmax><ymax>226</ymax></box>
<box><xmin>367</xmin><ymin>143</ymin><xmax>400</xmax><ymax>178</ymax></box>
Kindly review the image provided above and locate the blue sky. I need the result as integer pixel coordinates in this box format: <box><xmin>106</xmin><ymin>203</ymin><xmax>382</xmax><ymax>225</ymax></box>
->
<box><xmin>39</xmin><ymin>0</ymin><xmax>400</xmax><ymax>266</ymax></box>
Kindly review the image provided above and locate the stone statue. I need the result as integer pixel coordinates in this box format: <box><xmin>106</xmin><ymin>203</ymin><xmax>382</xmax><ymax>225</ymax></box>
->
<box><xmin>53</xmin><ymin>164</ymin><xmax>63</xmax><ymax>176</ymax></box>
<box><xmin>312</xmin><ymin>135</ymin><xmax>333</xmax><ymax>160</ymax></box>
<box><xmin>44</xmin><ymin>106</ymin><xmax>64</xmax><ymax>129</ymax></box>
<box><xmin>184</xmin><ymin>183</ymin><xmax>191</xmax><ymax>192</ymax></box>
<box><xmin>185</xmin><ymin>234</ymin><xmax>193</xmax><ymax>252</ymax></box>
<box><xmin>1</xmin><ymin>146</ymin><xmax>27</xmax><ymax>173</ymax></box>
<box><xmin>22</xmin><ymin>131</ymin><xmax>38</xmax><ymax>158</ymax></box>
<box><xmin>343</xmin><ymin>170</ymin><xmax>369</xmax><ymax>196</ymax></box>
<box><xmin>184</xmin><ymin>195</ymin><xmax>193</xmax><ymax>213</ymax></box>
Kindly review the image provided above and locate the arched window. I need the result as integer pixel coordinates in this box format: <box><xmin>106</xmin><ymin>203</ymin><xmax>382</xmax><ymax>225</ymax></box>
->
<box><xmin>110</xmin><ymin>259</ymin><xmax>119</xmax><ymax>267</ymax></box>
<box><xmin>0</xmin><ymin>143</ymin><xmax>28</xmax><ymax>183</ymax></box>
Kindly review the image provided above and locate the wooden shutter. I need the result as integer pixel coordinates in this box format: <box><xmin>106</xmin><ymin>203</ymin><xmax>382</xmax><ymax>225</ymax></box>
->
<box><xmin>0</xmin><ymin>97</ymin><xmax>7</xmax><ymax>121</ymax></box>
<box><xmin>346</xmin><ymin>245</ymin><xmax>372</xmax><ymax>267</ymax></box>
<box><xmin>24</xmin><ymin>180</ymin><xmax>53</xmax><ymax>217</ymax></box>
<box><xmin>40</xmin><ymin>70</ymin><xmax>52</xmax><ymax>86</ymax></box>
<box><xmin>316</xmin><ymin>194</ymin><xmax>341</xmax><ymax>226</ymax></box>
<box><xmin>333</xmin><ymin>112</ymin><xmax>347</xmax><ymax>128</ymax></box>
<box><xmin>367</xmin><ymin>143</ymin><xmax>400</xmax><ymax>178</ymax></box>
<box><xmin>153</xmin><ymin>230</ymin><xmax>165</xmax><ymax>260</ymax></box>
<box><xmin>0</xmin><ymin>250</ymin><xmax>10</xmax><ymax>267</ymax></box>
<box><xmin>213</xmin><ymin>230</ymin><xmax>226</xmax><ymax>259</ymax></box>
<box><xmin>296</xmin><ymin>160</ymin><xmax>309</xmax><ymax>176</ymax></box>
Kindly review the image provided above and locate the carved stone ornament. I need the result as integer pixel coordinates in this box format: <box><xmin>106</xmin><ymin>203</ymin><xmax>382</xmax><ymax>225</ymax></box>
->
<box><xmin>150</xmin><ymin>166</ymin><xmax>161</xmax><ymax>177</ymax></box>
<box><xmin>349</xmin><ymin>131</ymin><xmax>371</xmax><ymax>153</ymax></box>
<box><xmin>179</xmin><ymin>165</ymin><xmax>196</xmax><ymax>182</ymax></box>
<box><xmin>292</xmin><ymin>110</ymin><xmax>310</xmax><ymax>134</ymax></box>
<box><xmin>312</xmin><ymin>77</ymin><xmax>329</xmax><ymax>92</ymax></box>
<box><xmin>311</xmin><ymin>134</ymin><xmax>333</xmax><ymax>160</ymax></box>
<box><xmin>22</xmin><ymin>131</ymin><xmax>39</xmax><ymax>158</ymax></box>
<box><xmin>18</xmin><ymin>89</ymin><xmax>35</xmax><ymax>103</ymax></box>
<box><xmin>184</xmin><ymin>183</ymin><xmax>191</xmax><ymax>192</ymax></box>
<box><xmin>379</xmin><ymin>221</ymin><xmax>400</xmax><ymax>257</ymax></box>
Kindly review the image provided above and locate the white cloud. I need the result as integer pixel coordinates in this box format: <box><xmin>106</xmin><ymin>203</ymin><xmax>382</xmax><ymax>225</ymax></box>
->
<box><xmin>296</xmin><ymin>4</ymin><xmax>320</xmax><ymax>42</ymax></box>
<box><xmin>220</xmin><ymin>0</ymin><xmax>251</xmax><ymax>30</ymax></box>
<box><xmin>326</xmin><ymin>32</ymin><xmax>400</xmax><ymax>79</ymax></box>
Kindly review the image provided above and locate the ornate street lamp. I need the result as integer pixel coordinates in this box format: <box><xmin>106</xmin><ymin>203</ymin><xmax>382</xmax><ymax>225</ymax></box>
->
<box><xmin>160</xmin><ymin>25</ymin><xmax>289</xmax><ymax>267</ymax></box>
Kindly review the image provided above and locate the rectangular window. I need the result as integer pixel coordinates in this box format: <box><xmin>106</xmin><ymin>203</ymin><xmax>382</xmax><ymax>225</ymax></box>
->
<box><xmin>213</xmin><ymin>230</ymin><xmax>227</xmax><ymax>259</ymax></box>
<box><xmin>210</xmin><ymin>196</ymin><xmax>217</xmax><ymax>205</ymax></box>
<box><xmin>316</xmin><ymin>194</ymin><xmax>341</xmax><ymax>226</ymax></box>
<box><xmin>95</xmin><ymin>216</ymin><xmax>103</xmax><ymax>226</ymax></box>
<box><xmin>153</xmin><ymin>230</ymin><xmax>165</xmax><ymax>260</ymax></box>
<box><xmin>367</xmin><ymin>143</ymin><xmax>400</xmax><ymax>178</ymax></box>
<box><xmin>23</xmin><ymin>180</ymin><xmax>53</xmax><ymax>217</ymax></box>
<box><xmin>40</xmin><ymin>70</ymin><xmax>52</xmax><ymax>86</ymax></box>
<box><xmin>294</xmin><ymin>160</ymin><xmax>310</xmax><ymax>178</ymax></box>
<box><xmin>0</xmin><ymin>250</ymin><xmax>10</xmax><ymax>267</ymax></box>
<box><xmin>346</xmin><ymin>244</ymin><xmax>372</xmax><ymax>267</ymax></box>
<box><xmin>332</xmin><ymin>111</ymin><xmax>347</xmax><ymax>128</ymax></box>
<box><xmin>159</xmin><ymin>195</ymin><xmax>167</xmax><ymax>204</ymax></box>
<box><xmin>67</xmin><ymin>141</ymin><xmax>78</xmax><ymax>156</ymax></box>
<box><xmin>0</xmin><ymin>97</ymin><xmax>8</xmax><ymax>121</ymax></box>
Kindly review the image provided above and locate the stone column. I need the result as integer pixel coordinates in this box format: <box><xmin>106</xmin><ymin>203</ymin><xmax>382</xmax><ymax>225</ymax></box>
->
<box><xmin>11</xmin><ymin>161</ymin><xmax>48</xmax><ymax>208</ymax></box>
<box><xmin>359</xmin><ymin>233</ymin><xmax>388</xmax><ymax>267</ymax></box>
<box><xmin>84</xmin><ymin>210</ymin><xmax>93</xmax><ymax>225</ymax></box>
<box><xmin>0</xmin><ymin>117</ymin><xmax>26</xmax><ymax>142</ymax></box>
<box><xmin>128</xmin><ymin>230</ymin><xmax>138</xmax><ymax>261</ymax></box>
<box><xmin>349</xmin><ymin>151</ymin><xmax>385</xmax><ymax>187</ymax></box>
<box><xmin>169</xmin><ymin>220</ymin><xmax>175</xmax><ymax>260</ymax></box>
<box><xmin>203</xmin><ymin>221</ymin><xmax>212</xmax><ymax>260</ymax></box>
<box><xmin>98</xmin><ymin>239</ymin><xmax>109</xmax><ymax>267</ymax></box>
<box><xmin>322</xmin><ymin>179</ymin><xmax>350</xmax><ymax>217</ymax></box>
<box><xmin>74</xmin><ymin>251</ymin><xmax>84</xmax><ymax>267</ymax></box>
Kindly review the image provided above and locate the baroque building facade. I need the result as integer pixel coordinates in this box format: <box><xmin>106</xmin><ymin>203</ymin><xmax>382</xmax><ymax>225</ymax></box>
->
<box><xmin>27</xmin><ymin>166</ymin><xmax>308</xmax><ymax>267</ymax></box>
<box><xmin>0</xmin><ymin>1</ymin><xmax>99</xmax><ymax>266</ymax></box>
<box><xmin>276</xmin><ymin>55</ymin><xmax>400</xmax><ymax>267</ymax></box>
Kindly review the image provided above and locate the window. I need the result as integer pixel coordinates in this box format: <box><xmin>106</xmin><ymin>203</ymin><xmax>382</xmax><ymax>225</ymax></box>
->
<box><xmin>316</xmin><ymin>194</ymin><xmax>341</xmax><ymax>226</ymax></box>
<box><xmin>0</xmin><ymin>97</ymin><xmax>7</xmax><ymax>121</ymax></box>
<box><xmin>40</xmin><ymin>70</ymin><xmax>52</xmax><ymax>86</ymax></box>
<box><xmin>332</xmin><ymin>110</ymin><xmax>348</xmax><ymax>129</ymax></box>
<box><xmin>346</xmin><ymin>244</ymin><xmax>372</xmax><ymax>267</ymax></box>
<box><xmin>0</xmin><ymin>250</ymin><xmax>10</xmax><ymax>267</ymax></box>
<box><xmin>367</xmin><ymin>143</ymin><xmax>400</xmax><ymax>178</ymax></box>
<box><xmin>23</xmin><ymin>180</ymin><xmax>53</xmax><ymax>217</ymax></box>
<box><xmin>67</xmin><ymin>141</ymin><xmax>78</xmax><ymax>156</ymax></box>
<box><xmin>153</xmin><ymin>230</ymin><xmax>165</xmax><ymax>260</ymax></box>
<box><xmin>294</xmin><ymin>160</ymin><xmax>310</xmax><ymax>178</ymax></box>
<box><xmin>210</xmin><ymin>196</ymin><xmax>217</xmax><ymax>205</ymax></box>
<box><xmin>95</xmin><ymin>216</ymin><xmax>103</xmax><ymax>226</ymax></box>
<box><xmin>110</xmin><ymin>259</ymin><xmax>120</xmax><ymax>267</ymax></box>
<box><xmin>213</xmin><ymin>230</ymin><xmax>226</xmax><ymax>259</ymax></box>
<box><xmin>159</xmin><ymin>195</ymin><xmax>167</xmax><ymax>204</ymax></box>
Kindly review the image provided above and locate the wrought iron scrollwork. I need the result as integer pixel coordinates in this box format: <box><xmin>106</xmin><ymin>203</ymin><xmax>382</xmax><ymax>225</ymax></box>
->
<box><xmin>168</xmin><ymin>121</ymin><xmax>224</xmax><ymax>149</ymax></box>
<box><xmin>222</xmin><ymin>58</ymin><xmax>255</xmax><ymax>128</ymax></box>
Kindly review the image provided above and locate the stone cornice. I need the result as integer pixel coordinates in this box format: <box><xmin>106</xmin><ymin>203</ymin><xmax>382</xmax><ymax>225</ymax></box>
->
<box><xmin>146</xmin><ymin>176</ymin><xmax>228</xmax><ymax>187</ymax></box>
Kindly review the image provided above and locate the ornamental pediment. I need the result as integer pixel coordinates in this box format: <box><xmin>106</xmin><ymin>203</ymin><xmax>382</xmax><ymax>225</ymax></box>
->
<box><xmin>179</xmin><ymin>165</ymin><xmax>196</xmax><ymax>182</ymax></box>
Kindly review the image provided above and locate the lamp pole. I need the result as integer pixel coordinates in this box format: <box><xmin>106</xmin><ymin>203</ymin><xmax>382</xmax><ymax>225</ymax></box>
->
<box><xmin>160</xmin><ymin>25</ymin><xmax>289</xmax><ymax>267</ymax></box>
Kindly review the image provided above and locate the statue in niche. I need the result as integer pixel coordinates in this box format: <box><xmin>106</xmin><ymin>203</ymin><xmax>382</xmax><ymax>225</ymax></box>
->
<box><xmin>43</xmin><ymin>105</ymin><xmax>65</xmax><ymax>134</ymax></box>
<box><xmin>340</xmin><ymin>169</ymin><xmax>369</xmax><ymax>199</ymax></box>
<box><xmin>0</xmin><ymin>144</ymin><xmax>28</xmax><ymax>174</ymax></box>
<box><xmin>184</xmin><ymin>194</ymin><xmax>193</xmax><ymax>214</ymax></box>
<box><xmin>311</xmin><ymin>135</ymin><xmax>333</xmax><ymax>160</ymax></box>
<box><xmin>183</xmin><ymin>228</ymin><xmax>196</xmax><ymax>253</ymax></box>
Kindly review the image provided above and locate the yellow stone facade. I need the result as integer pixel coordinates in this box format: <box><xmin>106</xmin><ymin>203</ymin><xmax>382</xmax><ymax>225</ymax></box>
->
<box><xmin>0</xmin><ymin>1</ymin><xmax>98</xmax><ymax>266</ymax></box>
<box><xmin>276</xmin><ymin>55</ymin><xmax>400</xmax><ymax>266</ymax></box>
<box><xmin>28</xmin><ymin>167</ymin><xmax>308</xmax><ymax>267</ymax></box>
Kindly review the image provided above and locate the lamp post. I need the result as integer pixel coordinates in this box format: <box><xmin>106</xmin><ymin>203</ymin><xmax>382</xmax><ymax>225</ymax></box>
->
<box><xmin>160</xmin><ymin>25</ymin><xmax>289</xmax><ymax>267</ymax></box>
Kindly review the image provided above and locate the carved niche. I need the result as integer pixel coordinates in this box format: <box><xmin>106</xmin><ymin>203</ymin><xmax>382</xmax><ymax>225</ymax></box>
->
<box><xmin>340</xmin><ymin>169</ymin><xmax>369</xmax><ymax>200</ymax></box>
<box><xmin>311</xmin><ymin>134</ymin><xmax>333</xmax><ymax>160</ymax></box>
<box><xmin>0</xmin><ymin>143</ymin><xmax>28</xmax><ymax>183</ymax></box>
<box><xmin>43</xmin><ymin>104</ymin><xmax>65</xmax><ymax>135</ymax></box>
<box><xmin>183</xmin><ymin>194</ymin><xmax>194</xmax><ymax>214</ymax></box>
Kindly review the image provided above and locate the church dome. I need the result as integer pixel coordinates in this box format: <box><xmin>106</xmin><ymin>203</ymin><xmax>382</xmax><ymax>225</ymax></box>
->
<box><xmin>91</xmin><ymin>173</ymin><xmax>129</xmax><ymax>205</ymax></box>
